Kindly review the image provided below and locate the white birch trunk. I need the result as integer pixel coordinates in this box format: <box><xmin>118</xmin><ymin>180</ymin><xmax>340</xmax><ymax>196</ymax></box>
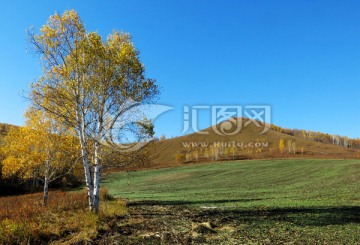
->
<box><xmin>92</xmin><ymin>140</ymin><xmax>102</xmax><ymax>213</ymax></box>
<box><xmin>82</xmin><ymin>144</ymin><xmax>94</xmax><ymax>212</ymax></box>
<box><xmin>78</xmin><ymin>120</ymin><xmax>94</xmax><ymax>212</ymax></box>
<box><xmin>43</xmin><ymin>173</ymin><xmax>49</xmax><ymax>207</ymax></box>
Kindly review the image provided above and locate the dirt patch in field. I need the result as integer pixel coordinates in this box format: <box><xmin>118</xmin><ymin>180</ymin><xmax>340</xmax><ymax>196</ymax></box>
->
<box><xmin>94</xmin><ymin>201</ymin><xmax>239</xmax><ymax>244</ymax></box>
<box><xmin>93</xmin><ymin>201</ymin><xmax>360</xmax><ymax>244</ymax></box>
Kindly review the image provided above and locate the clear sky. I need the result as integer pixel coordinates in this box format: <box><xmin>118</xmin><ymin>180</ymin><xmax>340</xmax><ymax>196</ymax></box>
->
<box><xmin>0</xmin><ymin>0</ymin><xmax>360</xmax><ymax>138</ymax></box>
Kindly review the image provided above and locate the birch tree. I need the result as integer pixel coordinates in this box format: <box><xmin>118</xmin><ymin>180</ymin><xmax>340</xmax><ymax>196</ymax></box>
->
<box><xmin>287</xmin><ymin>139</ymin><xmax>292</xmax><ymax>153</ymax></box>
<box><xmin>279</xmin><ymin>139</ymin><xmax>285</xmax><ymax>154</ymax></box>
<box><xmin>28</xmin><ymin>10</ymin><xmax>158</xmax><ymax>213</ymax></box>
<box><xmin>1</xmin><ymin>108</ymin><xmax>79</xmax><ymax>206</ymax></box>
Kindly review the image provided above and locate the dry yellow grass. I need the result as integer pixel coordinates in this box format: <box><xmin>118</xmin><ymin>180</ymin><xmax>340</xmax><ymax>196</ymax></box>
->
<box><xmin>0</xmin><ymin>189</ymin><xmax>126</xmax><ymax>244</ymax></box>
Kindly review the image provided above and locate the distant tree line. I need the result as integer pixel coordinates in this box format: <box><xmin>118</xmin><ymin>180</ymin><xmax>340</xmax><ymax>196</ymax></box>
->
<box><xmin>271</xmin><ymin>124</ymin><xmax>360</xmax><ymax>149</ymax></box>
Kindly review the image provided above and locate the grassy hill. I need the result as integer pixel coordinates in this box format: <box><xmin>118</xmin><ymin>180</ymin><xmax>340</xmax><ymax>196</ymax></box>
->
<box><xmin>147</xmin><ymin>119</ymin><xmax>358</xmax><ymax>168</ymax></box>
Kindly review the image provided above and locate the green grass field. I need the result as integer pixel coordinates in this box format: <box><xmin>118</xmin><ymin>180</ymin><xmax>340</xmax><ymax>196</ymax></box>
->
<box><xmin>103</xmin><ymin>159</ymin><xmax>360</xmax><ymax>208</ymax></box>
<box><xmin>102</xmin><ymin>159</ymin><xmax>360</xmax><ymax>243</ymax></box>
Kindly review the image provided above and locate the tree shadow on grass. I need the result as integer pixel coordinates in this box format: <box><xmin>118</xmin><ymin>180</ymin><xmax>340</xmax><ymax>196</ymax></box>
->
<box><xmin>206</xmin><ymin>206</ymin><xmax>360</xmax><ymax>226</ymax></box>
<box><xmin>127</xmin><ymin>200</ymin><xmax>360</xmax><ymax>226</ymax></box>
<box><xmin>127</xmin><ymin>198</ymin><xmax>263</xmax><ymax>206</ymax></box>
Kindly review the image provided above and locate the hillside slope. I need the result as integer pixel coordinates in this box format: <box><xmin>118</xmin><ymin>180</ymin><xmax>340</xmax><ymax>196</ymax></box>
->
<box><xmin>0</xmin><ymin>123</ymin><xmax>16</xmax><ymax>140</ymax></box>
<box><xmin>148</xmin><ymin>119</ymin><xmax>358</xmax><ymax>168</ymax></box>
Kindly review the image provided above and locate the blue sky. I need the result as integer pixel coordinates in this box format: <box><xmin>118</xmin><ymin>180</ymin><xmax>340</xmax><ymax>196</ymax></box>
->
<box><xmin>0</xmin><ymin>0</ymin><xmax>360</xmax><ymax>138</ymax></box>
